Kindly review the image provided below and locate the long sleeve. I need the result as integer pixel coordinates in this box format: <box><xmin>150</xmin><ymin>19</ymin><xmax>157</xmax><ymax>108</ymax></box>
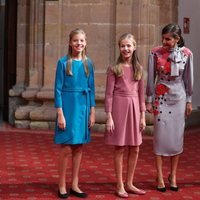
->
<box><xmin>183</xmin><ymin>52</ymin><xmax>194</xmax><ymax>102</ymax></box>
<box><xmin>105</xmin><ymin>67</ymin><xmax>115</xmax><ymax>112</ymax></box>
<box><xmin>54</xmin><ymin>60</ymin><xmax>64</xmax><ymax>108</ymax></box>
<box><xmin>88</xmin><ymin>60</ymin><xmax>96</xmax><ymax>107</ymax></box>
<box><xmin>138</xmin><ymin>74</ymin><xmax>146</xmax><ymax>112</ymax></box>
<box><xmin>146</xmin><ymin>52</ymin><xmax>156</xmax><ymax>103</ymax></box>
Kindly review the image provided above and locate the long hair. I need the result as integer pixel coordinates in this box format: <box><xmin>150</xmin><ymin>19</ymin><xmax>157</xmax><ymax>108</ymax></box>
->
<box><xmin>162</xmin><ymin>24</ymin><xmax>185</xmax><ymax>47</ymax></box>
<box><xmin>112</xmin><ymin>33</ymin><xmax>143</xmax><ymax>81</ymax></box>
<box><xmin>66</xmin><ymin>28</ymin><xmax>89</xmax><ymax>76</ymax></box>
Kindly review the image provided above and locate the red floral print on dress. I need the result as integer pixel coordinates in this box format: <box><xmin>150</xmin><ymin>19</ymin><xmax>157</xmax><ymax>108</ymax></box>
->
<box><xmin>154</xmin><ymin>100</ymin><xmax>159</xmax><ymax>106</ymax></box>
<box><xmin>156</xmin><ymin>57</ymin><xmax>165</xmax><ymax>70</ymax></box>
<box><xmin>156</xmin><ymin>57</ymin><xmax>171</xmax><ymax>74</ymax></box>
<box><xmin>153</xmin><ymin>110</ymin><xmax>159</xmax><ymax>115</ymax></box>
<box><xmin>155</xmin><ymin>84</ymin><xmax>169</xmax><ymax>96</ymax></box>
<box><xmin>163</xmin><ymin>61</ymin><xmax>171</xmax><ymax>73</ymax></box>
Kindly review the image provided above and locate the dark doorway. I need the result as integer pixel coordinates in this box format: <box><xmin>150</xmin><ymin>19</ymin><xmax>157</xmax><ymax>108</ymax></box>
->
<box><xmin>0</xmin><ymin>0</ymin><xmax>17</xmax><ymax>122</ymax></box>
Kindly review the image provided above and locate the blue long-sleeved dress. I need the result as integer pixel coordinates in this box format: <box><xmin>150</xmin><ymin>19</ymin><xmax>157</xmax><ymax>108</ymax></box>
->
<box><xmin>54</xmin><ymin>56</ymin><xmax>95</xmax><ymax>144</ymax></box>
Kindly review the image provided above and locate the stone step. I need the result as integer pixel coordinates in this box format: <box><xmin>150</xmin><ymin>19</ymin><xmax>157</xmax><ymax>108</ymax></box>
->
<box><xmin>14</xmin><ymin>103</ymin><xmax>155</xmax><ymax>135</ymax></box>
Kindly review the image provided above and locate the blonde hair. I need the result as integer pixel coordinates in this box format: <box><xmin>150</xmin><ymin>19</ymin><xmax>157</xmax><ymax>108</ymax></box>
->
<box><xmin>66</xmin><ymin>28</ymin><xmax>89</xmax><ymax>76</ymax></box>
<box><xmin>112</xmin><ymin>33</ymin><xmax>143</xmax><ymax>80</ymax></box>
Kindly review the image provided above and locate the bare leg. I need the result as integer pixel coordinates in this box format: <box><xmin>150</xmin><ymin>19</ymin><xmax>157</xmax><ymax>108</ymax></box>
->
<box><xmin>156</xmin><ymin>155</ymin><xmax>165</xmax><ymax>188</ymax></box>
<box><xmin>126</xmin><ymin>146</ymin><xmax>139</xmax><ymax>186</ymax></box>
<box><xmin>71</xmin><ymin>144</ymin><xmax>83</xmax><ymax>192</ymax></box>
<box><xmin>58</xmin><ymin>145</ymin><xmax>71</xmax><ymax>194</ymax></box>
<box><xmin>169</xmin><ymin>155</ymin><xmax>180</xmax><ymax>187</ymax></box>
<box><xmin>126</xmin><ymin>146</ymin><xmax>145</xmax><ymax>194</ymax></box>
<box><xmin>114</xmin><ymin>146</ymin><xmax>126</xmax><ymax>194</ymax></box>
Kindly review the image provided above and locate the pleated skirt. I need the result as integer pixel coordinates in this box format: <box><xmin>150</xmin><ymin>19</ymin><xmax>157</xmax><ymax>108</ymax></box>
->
<box><xmin>104</xmin><ymin>95</ymin><xmax>142</xmax><ymax>146</ymax></box>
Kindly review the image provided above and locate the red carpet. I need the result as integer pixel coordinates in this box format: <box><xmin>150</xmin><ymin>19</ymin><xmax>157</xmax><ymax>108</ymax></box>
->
<box><xmin>0</xmin><ymin>124</ymin><xmax>200</xmax><ymax>200</ymax></box>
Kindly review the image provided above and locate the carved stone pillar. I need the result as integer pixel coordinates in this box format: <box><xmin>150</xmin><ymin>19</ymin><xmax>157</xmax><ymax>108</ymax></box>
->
<box><xmin>9</xmin><ymin>0</ymin><xmax>30</xmax><ymax>126</ymax></box>
<box><xmin>21</xmin><ymin>0</ymin><xmax>44</xmax><ymax>100</ymax></box>
<box><xmin>10</xmin><ymin>0</ymin><xmax>45</xmax><ymax>128</ymax></box>
<box><xmin>29</xmin><ymin>0</ymin><xmax>60</xmax><ymax>129</ymax></box>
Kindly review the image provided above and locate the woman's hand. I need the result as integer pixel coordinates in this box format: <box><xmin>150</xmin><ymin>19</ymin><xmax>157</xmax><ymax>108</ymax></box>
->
<box><xmin>140</xmin><ymin>112</ymin><xmax>146</xmax><ymax>132</ymax></box>
<box><xmin>146</xmin><ymin>102</ymin><xmax>153</xmax><ymax>113</ymax></box>
<box><xmin>106</xmin><ymin>113</ymin><xmax>114</xmax><ymax>133</ymax></box>
<box><xmin>57</xmin><ymin>109</ymin><xmax>66</xmax><ymax>130</ymax></box>
<box><xmin>89</xmin><ymin>107</ymin><xmax>95</xmax><ymax>128</ymax></box>
<box><xmin>185</xmin><ymin>102</ymin><xmax>192</xmax><ymax>117</ymax></box>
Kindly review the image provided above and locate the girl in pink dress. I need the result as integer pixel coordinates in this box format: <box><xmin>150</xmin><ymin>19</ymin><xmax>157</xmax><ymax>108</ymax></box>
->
<box><xmin>104</xmin><ymin>33</ymin><xmax>146</xmax><ymax>198</ymax></box>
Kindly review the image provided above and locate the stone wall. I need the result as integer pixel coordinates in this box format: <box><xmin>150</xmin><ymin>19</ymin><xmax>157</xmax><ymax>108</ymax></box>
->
<box><xmin>9</xmin><ymin>0</ymin><xmax>178</xmax><ymax>132</ymax></box>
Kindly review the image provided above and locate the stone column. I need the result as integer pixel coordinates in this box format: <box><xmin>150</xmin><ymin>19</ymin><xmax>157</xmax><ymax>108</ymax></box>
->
<box><xmin>9</xmin><ymin>0</ymin><xmax>30</xmax><ymax>126</ymax></box>
<box><xmin>11</xmin><ymin>0</ymin><xmax>45</xmax><ymax>128</ymax></box>
<box><xmin>21</xmin><ymin>0</ymin><xmax>44</xmax><ymax>100</ymax></box>
<box><xmin>9</xmin><ymin>0</ymin><xmax>29</xmax><ymax>96</ymax></box>
<box><xmin>29</xmin><ymin>0</ymin><xmax>60</xmax><ymax>129</ymax></box>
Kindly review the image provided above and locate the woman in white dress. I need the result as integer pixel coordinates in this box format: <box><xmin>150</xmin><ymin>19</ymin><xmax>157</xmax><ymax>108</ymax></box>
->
<box><xmin>146</xmin><ymin>24</ymin><xmax>193</xmax><ymax>192</ymax></box>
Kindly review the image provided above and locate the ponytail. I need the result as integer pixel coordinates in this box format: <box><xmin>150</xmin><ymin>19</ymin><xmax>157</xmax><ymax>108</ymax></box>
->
<box><xmin>178</xmin><ymin>35</ymin><xmax>184</xmax><ymax>47</ymax></box>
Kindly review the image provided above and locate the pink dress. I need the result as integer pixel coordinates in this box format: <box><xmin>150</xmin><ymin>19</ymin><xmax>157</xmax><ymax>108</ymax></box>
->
<box><xmin>104</xmin><ymin>65</ymin><xmax>146</xmax><ymax>146</ymax></box>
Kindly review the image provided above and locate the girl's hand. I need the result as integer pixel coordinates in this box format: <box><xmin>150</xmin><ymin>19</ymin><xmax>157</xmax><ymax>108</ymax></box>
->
<box><xmin>106</xmin><ymin>114</ymin><xmax>114</xmax><ymax>133</ymax></box>
<box><xmin>57</xmin><ymin>113</ymin><xmax>66</xmax><ymax>130</ymax></box>
<box><xmin>146</xmin><ymin>102</ymin><xmax>153</xmax><ymax>113</ymax></box>
<box><xmin>140</xmin><ymin>112</ymin><xmax>146</xmax><ymax>132</ymax></box>
<box><xmin>185</xmin><ymin>102</ymin><xmax>192</xmax><ymax>117</ymax></box>
<box><xmin>89</xmin><ymin>111</ymin><xmax>95</xmax><ymax>128</ymax></box>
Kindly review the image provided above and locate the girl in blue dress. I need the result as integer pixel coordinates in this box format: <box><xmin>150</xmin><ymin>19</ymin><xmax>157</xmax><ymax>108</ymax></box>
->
<box><xmin>54</xmin><ymin>28</ymin><xmax>95</xmax><ymax>199</ymax></box>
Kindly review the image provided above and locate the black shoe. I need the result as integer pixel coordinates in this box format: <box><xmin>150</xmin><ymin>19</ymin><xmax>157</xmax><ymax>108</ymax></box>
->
<box><xmin>69</xmin><ymin>188</ymin><xmax>88</xmax><ymax>198</ymax></box>
<box><xmin>157</xmin><ymin>186</ymin><xmax>166</xmax><ymax>192</ymax></box>
<box><xmin>58</xmin><ymin>190</ymin><xmax>69</xmax><ymax>199</ymax></box>
<box><xmin>168</xmin><ymin>175</ymin><xmax>179</xmax><ymax>192</ymax></box>
<box><xmin>170</xmin><ymin>186</ymin><xmax>179</xmax><ymax>192</ymax></box>
<box><xmin>156</xmin><ymin>177</ymin><xmax>166</xmax><ymax>192</ymax></box>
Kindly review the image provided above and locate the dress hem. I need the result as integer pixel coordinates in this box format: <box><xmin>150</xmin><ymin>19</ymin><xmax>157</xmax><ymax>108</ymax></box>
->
<box><xmin>154</xmin><ymin>150</ymin><xmax>183</xmax><ymax>157</ymax></box>
<box><xmin>105</xmin><ymin>142</ymin><xmax>142</xmax><ymax>147</ymax></box>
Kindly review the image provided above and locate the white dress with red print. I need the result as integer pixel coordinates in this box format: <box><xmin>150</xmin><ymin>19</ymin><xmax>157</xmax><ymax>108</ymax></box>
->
<box><xmin>146</xmin><ymin>46</ymin><xmax>193</xmax><ymax>156</ymax></box>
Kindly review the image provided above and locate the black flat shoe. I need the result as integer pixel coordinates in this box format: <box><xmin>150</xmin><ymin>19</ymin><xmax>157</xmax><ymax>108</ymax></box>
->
<box><xmin>157</xmin><ymin>187</ymin><xmax>166</xmax><ymax>192</ymax></box>
<box><xmin>69</xmin><ymin>188</ymin><xmax>88</xmax><ymax>198</ymax></box>
<box><xmin>58</xmin><ymin>190</ymin><xmax>69</xmax><ymax>199</ymax></box>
